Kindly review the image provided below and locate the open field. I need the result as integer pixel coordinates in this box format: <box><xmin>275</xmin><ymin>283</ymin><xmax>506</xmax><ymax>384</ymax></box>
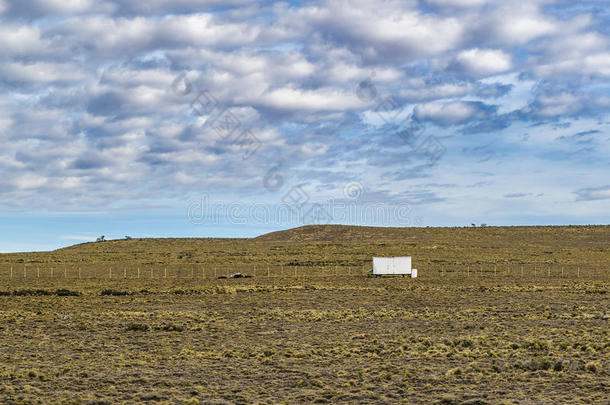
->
<box><xmin>0</xmin><ymin>225</ymin><xmax>608</xmax><ymax>403</ymax></box>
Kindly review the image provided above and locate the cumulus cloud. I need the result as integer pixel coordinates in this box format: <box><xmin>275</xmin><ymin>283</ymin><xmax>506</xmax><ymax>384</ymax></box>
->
<box><xmin>0</xmin><ymin>23</ymin><xmax>51</xmax><ymax>57</ymax></box>
<box><xmin>274</xmin><ymin>0</ymin><xmax>465</xmax><ymax>63</ymax></box>
<box><xmin>452</xmin><ymin>48</ymin><xmax>512</xmax><ymax>76</ymax></box>
<box><xmin>400</xmin><ymin>80</ymin><xmax>475</xmax><ymax>101</ymax></box>
<box><xmin>0</xmin><ymin>61</ymin><xmax>88</xmax><ymax>85</ymax></box>
<box><xmin>0</xmin><ymin>0</ymin><xmax>608</xmax><ymax>227</ymax></box>
<box><xmin>481</xmin><ymin>2</ymin><xmax>558</xmax><ymax>44</ymax></box>
<box><xmin>259</xmin><ymin>87</ymin><xmax>361</xmax><ymax>112</ymax></box>
<box><xmin>1</xmin><ymin>0</ymin><xmax>117</xmax><ymax>18</ymax></box>
<box><xmin>414</xmin><ymin>101</ymin><xmax>494</xmax><ymax>125</ymax></box>
<box><xmin>428</xmin><ymin>0</ymin><xmax>486</xmax><ymax>5</ymax></box>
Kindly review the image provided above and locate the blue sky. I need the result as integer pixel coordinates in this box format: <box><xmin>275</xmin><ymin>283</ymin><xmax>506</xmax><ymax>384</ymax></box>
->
<box><xmin>1</xmin><ymin>0</ymin><xmax>609</xmax><ymax>252</ymax></box>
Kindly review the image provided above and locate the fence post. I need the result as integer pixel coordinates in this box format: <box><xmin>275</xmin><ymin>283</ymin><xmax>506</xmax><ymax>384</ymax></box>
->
<box><xmin>577</xmin><ymin>267</ymin><xmax>580</xmax><ymax>278</ymax></box>
<box><xmin>267</xmin><ymin>266</ymin><xmax>270</xmax><ymax>278</ymax></box>
<box><xmin>494</xmin><ymin>265</ymin><xmax>496</xmax><ymax>276</ymax></box>
<box><xmin>561</xmin><ymin>266</ymin><xmax>564</xmax><ymax>278</ymax></box>
<box><xmin>37</xmin><ymin>267</ymin><xmax>40</xmax><ymax>278</ymax></box>
<box><xmin>109</xmin><ymin>268</ymin><xmax>112</xmax><ymax>279</ymax></box>
<box><xmin>137</xmin><ymin>267</ymin><xmax>140</xmax><ymax>279</ymax></box>
<box><xmin>164</xmin><ymin>267</ymin><xmax>167</xmax><ymax>278</ymax></box>
<box><xmin>10</xmin><ymin>266</ymin><xmax>12</xmax><ymax>279</ymax></box>
<box><xmin>547</xmin><ymin>267</ymin><xmax>550</xmax><ymax>277</ymax></box>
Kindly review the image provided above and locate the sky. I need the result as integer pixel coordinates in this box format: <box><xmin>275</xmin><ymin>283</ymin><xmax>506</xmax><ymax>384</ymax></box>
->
<box><xmin>1</xmin><ymin>0</ymin><xmax>609</xmax><ymax>252</ymax></box>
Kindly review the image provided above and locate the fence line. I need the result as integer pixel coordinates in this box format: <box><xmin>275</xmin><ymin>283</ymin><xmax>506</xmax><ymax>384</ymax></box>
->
<box><xmin>0</xmin><ymin>263</ymin><xmax>606</xmax><ymax>281</ymax></box>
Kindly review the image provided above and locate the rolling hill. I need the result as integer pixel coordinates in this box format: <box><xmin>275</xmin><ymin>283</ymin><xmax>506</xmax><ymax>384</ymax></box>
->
<box><xmin>0</xmin><ymin>225</ymin><xmax>608</xmax><ymax>271</ymax></box>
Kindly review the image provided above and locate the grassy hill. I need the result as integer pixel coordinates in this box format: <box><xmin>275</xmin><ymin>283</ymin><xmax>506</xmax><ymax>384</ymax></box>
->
<box><xmin>0</xmin><ymin>225</ymin><xmax>608</xmax><ymax>271</ymax></box>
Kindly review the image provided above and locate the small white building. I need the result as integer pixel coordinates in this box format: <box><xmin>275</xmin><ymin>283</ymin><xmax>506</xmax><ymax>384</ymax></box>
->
<box><xmin>372</xmin><ymin>256</ymin><xmax>417</xmax><ymax>278</ymax></box>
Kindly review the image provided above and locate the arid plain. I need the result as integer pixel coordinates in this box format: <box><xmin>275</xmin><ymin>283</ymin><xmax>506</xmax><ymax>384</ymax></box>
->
<box><xmin>0</xmin><ymin>225</ymin><xmax>608</xmax><ymax>404</ymax></box>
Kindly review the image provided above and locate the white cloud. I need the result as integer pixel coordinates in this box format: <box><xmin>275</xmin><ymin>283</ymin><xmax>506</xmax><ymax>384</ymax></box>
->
<box><xmin>415</xmin><ymin>101</ymin><xmax>488</xmax><ymax>125</ymax></box>
<box><xmin>14</xmin><ymin>173</ymin><xmax>48</xmax><ymax>189</ymax></box>
<box><xmin>454</xmin><ymin>48</ymin><xmax>512</xmax><ymax>76</ymax></box>
<box><xmin>0</xmin><ymin>0</ymin><xmax>608</xmax><ymax>227</ymax></box>
<box><xmin>259</xmin><ymin>87</ymin><xmax>361</xmax><ymax>112</ymax></box>
<box><xmin>400</xmin><ymin>81</ymin><xmax>475</xmax><ymax>101</ymax></box>
<box><xmin>0</xmin><ymin>24</ymin><xmax>49</xmax><ymax>56</ymax></box>
<box><xmin>0</xmin><ymin>61</ymin><xmax>88</xmax><ymax>83</ymax></box>
<box><xmin>426</xmin><ymin>0</ymin><xmax>487</xmax><ymax>7</ymax></box>
<box><xmin>278</xmin><ymin>1</ymin><xmax>465</xmax><ymax>62</ymax></box>
<box><xmin>0</xmin><ymin>117</ymin><xmax>12</xmax><ymax>133</ymax></box>
<box><xmin>159</xmin><ymin>13</ymin><xmax>260</xmax><ymax>47</ymax></box>
<box><xmin>531</xmin><ymin>92</ymin><xmax>583</xmax><ymax>117</ymax></box>
<box><xmin>1</xmin><ymin>0</ymin><xmax>117</xmax><ymax>17</ymax></box>
<box><xmin>533</xmin><ymin>32</ymin><xmax>610</xmax><ymax>78</ymax></box>
<box><xmin>487</xmin><ymin>3</ymin><xmax>557</xmax><ymax>44</ymax></box>
<box><xmin>35</xmin><ymin>0</ymin><xmax>99</xmax><ymax>13</ymax></box>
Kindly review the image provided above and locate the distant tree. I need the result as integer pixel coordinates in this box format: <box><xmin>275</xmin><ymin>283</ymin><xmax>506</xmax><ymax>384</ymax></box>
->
<box><xmin>96</xmin><ymin>235</ymin><xmax>106</xmax><ymax>242</ymax></box>
<box><xmin>471</xmin><ymin>223</ymin><xmax>476</xmax><ymax>227</ymax></box>
<box><xmin>125</xmin><ymin>236</ymin><xmax>132</xmax><ymax>240</ymax></box>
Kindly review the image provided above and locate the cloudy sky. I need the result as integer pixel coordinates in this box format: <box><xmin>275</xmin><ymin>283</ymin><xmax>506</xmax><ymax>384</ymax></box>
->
<box><xmin>1</xmin><ymin>0</ymin><xmax>609</xmax><ymax>252</ymax></box>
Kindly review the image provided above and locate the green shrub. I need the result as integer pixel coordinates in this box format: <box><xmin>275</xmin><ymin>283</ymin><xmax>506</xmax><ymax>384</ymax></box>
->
<box><xmin>126</xmin><ymin>323</ymin><xmax>149</xmax><ymax>332</ymax></box>
<box><xmin>585</xmin><ymin>361</ymin><xmax>600</xmax><ymax>373</ymax></box>
<box><xmin>157</xmin><ymin>324</ymin><xmax>184</xmax><ymax>332</ymax></box>
<box><xmin>445</xmin><ymin>367</ymin><xmax>463</xmax><ymax>377</ymax></box>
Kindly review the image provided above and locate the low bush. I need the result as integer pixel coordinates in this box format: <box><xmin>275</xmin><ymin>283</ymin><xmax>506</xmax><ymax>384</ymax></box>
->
<box><xmin>55</xmin><ymin>289</ymin><xmax>80</xmax><ymax>296</ymax></box>
<box><xmin>126</xmin><ymin>323</ymin><xmax>149</xmax><ymax>332</ymax></box>
<box><xmin>101</xmin><ymin>289</ymin><xmax>131</xmax><ymax>296</ymax></box>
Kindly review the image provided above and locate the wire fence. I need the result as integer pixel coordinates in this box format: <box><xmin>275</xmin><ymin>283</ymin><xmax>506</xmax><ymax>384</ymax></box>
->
<box><xmin>0</xmin><ymin>262</ymin><xmax>606</xmax><ymax>281</ymax></box>
<box><xmin>0</xmin><ymin>263</ymin><xmax>362</xmax><ymax>280</ymax></box>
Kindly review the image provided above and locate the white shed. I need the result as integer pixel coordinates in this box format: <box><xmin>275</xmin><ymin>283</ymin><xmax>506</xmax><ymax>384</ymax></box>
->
<box><xmin>372</xmin><ymin>256</ymin><xmax>417</xmax><ymax>277</ymax></box>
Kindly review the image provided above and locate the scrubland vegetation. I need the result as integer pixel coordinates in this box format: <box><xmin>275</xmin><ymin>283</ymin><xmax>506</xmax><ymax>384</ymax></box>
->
<box><xmin>0</xmin><ymin>225</ymin><xmax>608</xmax><ymax>403</ymax></box>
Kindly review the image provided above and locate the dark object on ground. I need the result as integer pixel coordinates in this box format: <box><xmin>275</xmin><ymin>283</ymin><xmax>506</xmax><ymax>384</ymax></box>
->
<box><xmin>101</xmin><ymin>289</ymin><xmax>131</xmax><ymax>296</ymax></box>
<box><xmin>6</xmin><ymin>289</ymin><xmax>81</xmax><ymax>296</ymax></box>
<box><xmin>229</xmin><ymin>273</ymin><xmax>253</xmax><ymax>278</ymax></box>
<box><xmin>55</xmin><ymin>289</ymin><xmax>81</xmax><ymax>296</ymax></box>
<box><xmin>217</xmin><ymin>275</ymin><xmax>228</xmax><ymax>279</ymax></box>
